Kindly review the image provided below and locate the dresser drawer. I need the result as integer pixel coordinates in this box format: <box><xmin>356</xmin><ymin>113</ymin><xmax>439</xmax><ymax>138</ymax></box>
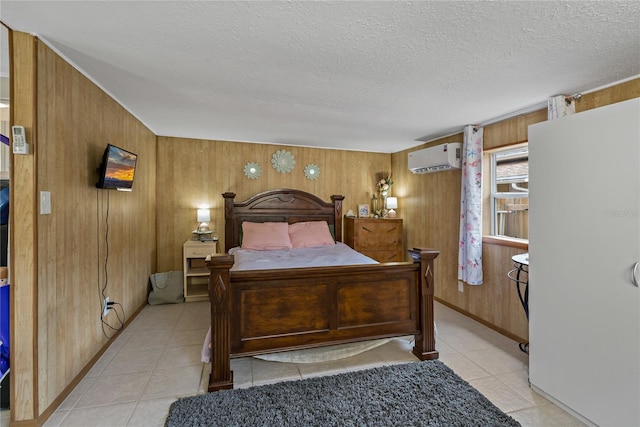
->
<box><xmin>343</xmin><ymin>217</ymin><xmax>404</xmax><ymax>262</ymax></box>
<box><xmin>353</xmin><ymin>222</ymin><xmax>402</xmax><ymax>251</ymax></box>
<box><xmin>184</xmin><ymin>244</ymin><xmax>216</xmax><ymax>258</ymax></box>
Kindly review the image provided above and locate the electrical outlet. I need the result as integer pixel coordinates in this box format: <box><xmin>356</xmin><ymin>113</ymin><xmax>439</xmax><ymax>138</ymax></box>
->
<box><xmin>103</xmin><ymin>297</ymin><xmax>110</xmax><ymax>316</ymax></box>
<box><xmin>458</xmin><ymin>281</ymin><xmax>464</xmax><ymax>293</ymax></box>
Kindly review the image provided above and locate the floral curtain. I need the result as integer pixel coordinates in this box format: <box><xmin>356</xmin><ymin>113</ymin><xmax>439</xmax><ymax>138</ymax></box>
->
<box><xmin>548</xmin><ymin>95</ymin><xmax>576</xmax><ymax>119</ymax></box>
<box><xmin>458</xmin><ymin>125</ymin><xmax>484</xmax><ymax>285</ymax></box>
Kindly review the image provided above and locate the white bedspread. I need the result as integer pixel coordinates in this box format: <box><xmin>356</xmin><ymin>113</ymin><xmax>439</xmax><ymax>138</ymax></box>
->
<box><xmin>228</xmin><ymin>242</ymin><xmax>378</xmax><ymax>271</ymax></box>
<box><xmin>201</xmin><ymin>243</ymin><xmax>378</xmax><ymax>363</ymax></box>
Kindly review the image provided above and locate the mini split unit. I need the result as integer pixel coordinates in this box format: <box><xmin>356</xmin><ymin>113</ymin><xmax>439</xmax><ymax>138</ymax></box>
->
<box><xmin>408</xmin><ymin>143</ymin><xmax>462</xmax><ymax>174</ymax></box>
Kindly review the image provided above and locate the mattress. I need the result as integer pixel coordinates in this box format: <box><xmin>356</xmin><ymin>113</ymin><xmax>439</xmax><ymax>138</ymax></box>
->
<box><xmin>228</xmin><ymin>242</ymin><xmax>378</xmax><ymax>271</ymax></box>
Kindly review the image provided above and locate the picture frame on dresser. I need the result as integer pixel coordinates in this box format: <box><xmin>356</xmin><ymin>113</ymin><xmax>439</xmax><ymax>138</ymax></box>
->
<box><xmin>357</xmin><ymin>204</ymin><xmax>369</xmax><ymax>218</ymax></box>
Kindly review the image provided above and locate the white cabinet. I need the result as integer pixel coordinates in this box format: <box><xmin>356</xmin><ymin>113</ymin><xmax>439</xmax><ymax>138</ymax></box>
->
<box><xmin>183</xmin><ymin>240</ymin><xmax>217</xmax><ymax>302</ymax></box>
<box><xmin>528</xmin><ymin>98</ymin><xmax>639</xmax><ymax>426</ymax></box>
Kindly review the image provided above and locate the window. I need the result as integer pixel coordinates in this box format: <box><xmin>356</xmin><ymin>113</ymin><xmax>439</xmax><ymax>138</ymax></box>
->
<box><xmin>490</xmin><ymin>145</ymin><xmax>528</xmax><ymax>240</ymax></box>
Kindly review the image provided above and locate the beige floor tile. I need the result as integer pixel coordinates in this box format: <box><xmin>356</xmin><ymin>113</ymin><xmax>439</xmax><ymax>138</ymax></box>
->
<box><xmin>118</xmin><ymin>331</ymin><xmax>167</xmax><ymax>353</ymax></box>
<box><xmin>229</xmin><ymin>358</ymin><xmax>253</xmax><ymax>389</ymax></box>
<box><xmin>59</xmin><ymin>402</ymin><xmax>136</xmax><ymax>427</ymax></box>
<box><xmin>166</xmin><ymin>328</ymin><xmax>208</xmax><ymax>348</ymax></box>
<box><xmin>121</xmin><ymin>314</ymin><xmax>148</xmax><ymax>334</ymax></box>
<box><xmin>104</xmin><ymin>347</ymin><xmax>163</xmax><ymax>375</ymax></box>
<box><xmin>85</xmin><ymin>350</ymin><xmax>117</xmax><ymax>378</ymax></box>
<box><xmin>297</xmin><ymin>358</ymin><xmax>348</xmax><ymax>379</ymax></box>
<box><xmin>141</xmin><ymin>365</ymin><xmax>202</xmax><ymax>400</ymax></box>
<box><xmin>198</xmin><ymin>363</ymin><xmax>211</xmax><ymax>393</ymax></box>
<box><xmin>437</xmin><ymin>329</ymin><xmax>500</xmax><ymax>352</ymax></box>
<box><xmin>495</xmin><ymin>369</ymin><xmax>551</xmax><ymax>406</ymax></box>
<box><xmin>128</xmin><ymin>396</ymin><xmax>178</xmax><ymax>427</ymax></box>
<box><xmin>438</xmin><ymin>352</ymin><xmax>491</xmax><ymax>381</ymax></box>
<box><xmin>133</xmin><ymin>316</ymin><xmax>179</xmax><ymax>334</ymax></box>
<box><xmin>251</xmin><ymin>358</ymin><xmax>301</xmax><ymax>386</ymax></box>
<box><xmin>104</xmin><ymin>331</ymin><xmax>132</xmax><ymax>353</ymax></box>
<box><xmin>463</xmin><ymin>346</ymin><xmax>528</xmax><ymax>375</ymax></box>
<box><xmin>75</xmin><ymin>372</ymin><xmax>151</xmax><ymax>409</ymax></box>
<box><xmin>145</xmin><ymin>303</ymin><xmax>185</xmax><ymax>320</ymax></box>
<box><xmin>509</xmin><ymin>403</ymin><xmax>588</xmax><ymax>427</ymax></box>
<box><xmin>175</xmin><ymin>315</ymin><xmax>210</xmax><ymax>331</ymax></box>
<box><xmin>42</xmin><ymin>409</ymin><xmax>67</xmax><ymax>427</ymax></box>
<box><xmin>179</xmin><ymin>301</ymin><xmax>209</xmax><ymax>317</ymax></box>
<box><xmin>374</xmin><ymin>339</ymin><xmax>421</xmax><ymax>365</ymax></box>
<box><xmin>434</xmin><ymin>337</ymin><xmax>457</xmax><ymax>355</ymax></box>
<box><xmin>58</xmin><ymin>376</ymin><xmax>98</xmax><ymax>411</ymax></box>
<box><xmin>436</xmin><ymin>318</ymin><xmax>485</xmax><ymax>335</ymax></box>
<box><xmin>477</xmin><ymin>326</ymin><xmax>523</xmax><ymax>350</ymax></box>
<box><xmin>339</xmin><ymin>348</ymin><xmax>388</xmax><ymax>372</ymax></box>
<box><xmin>156</xmin><ymin>344</ymin><xmax>203</xmax><ymax>369</ymax></box>
<box><xmin>468</xmin><ymin>376</ymin><xmax>536</xmax><ymax>414</ymax></box>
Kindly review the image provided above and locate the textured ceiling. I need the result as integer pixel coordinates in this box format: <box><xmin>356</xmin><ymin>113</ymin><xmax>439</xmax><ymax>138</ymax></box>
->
<box><xmin>1</xmin><ymin>1</ymin><xmax>639</xmax><ymax>153</ymax></box>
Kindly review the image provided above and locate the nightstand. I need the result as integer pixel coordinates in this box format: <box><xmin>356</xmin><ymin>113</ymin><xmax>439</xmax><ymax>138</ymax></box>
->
<box><xmin>343</xmin><ymin>217</ymin><xmax>404</xmax><ymax>262</ymax></box>
<box><xmin>183</xmin><ymin>240</ymin><xmax>217</xmax><ymax>302</ymax></box>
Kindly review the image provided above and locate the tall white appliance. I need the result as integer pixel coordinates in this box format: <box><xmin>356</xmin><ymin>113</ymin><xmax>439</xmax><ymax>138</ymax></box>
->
<box><xmin>528</xmin><ymin>97</ymin><xmax>640</xmax><ymax>426</ymax></box>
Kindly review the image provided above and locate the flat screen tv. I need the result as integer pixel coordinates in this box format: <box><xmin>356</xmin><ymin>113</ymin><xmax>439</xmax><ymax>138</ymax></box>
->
<box><xmin>96</xmin><ymin>144</ymin><xmax>138</xmax><ymax>191</ymax></box>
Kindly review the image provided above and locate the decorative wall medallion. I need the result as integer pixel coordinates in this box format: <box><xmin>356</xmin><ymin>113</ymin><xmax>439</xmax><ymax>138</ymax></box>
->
<box><xmin>271</xmin><ymin>149</ymin><xmax>295</xmax><ymax>174</ymax></box>
<box><xmin>304</xmin><ymin>163</ymin><xmax>320</xmax><ymax>180</ymax></box>
<box><xmin>243</xmin><ymin>162</ymin><xmax>262</xmax><ymax>179</ymax></box>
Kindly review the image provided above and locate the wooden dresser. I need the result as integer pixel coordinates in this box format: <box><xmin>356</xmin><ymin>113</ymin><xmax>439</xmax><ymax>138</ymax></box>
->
<box><xmin>343</xmin><ymin>217</ymin><xmax>404</xmax><ymax>262</ymax></box>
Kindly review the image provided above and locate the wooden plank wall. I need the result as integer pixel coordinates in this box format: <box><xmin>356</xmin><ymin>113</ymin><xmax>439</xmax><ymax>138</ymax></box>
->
<box><xmin>10</xmin><ymin>33</ymin><xmax>157</xmax><ymax>423</ymax></box>
<box><xmin>10</xmin><ymin>30</ymin><xmax>38</xmax><ymax>423</ymax></box>
<box><xmin>392</xmin><ymin>78</ymin><xmax>640</xmax><ymax>342</ymax></box>
<box><xmin>156</xmin><ymin>137</ymin><xmax>391</xmax><ymax>271</ymax></box>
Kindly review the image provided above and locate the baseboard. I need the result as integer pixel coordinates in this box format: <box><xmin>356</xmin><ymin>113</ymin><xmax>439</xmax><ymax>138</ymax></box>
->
<box><xmin>434</xmin><ymin>297</ymin><xmax>527</xmax><ymax>344</ymax></box>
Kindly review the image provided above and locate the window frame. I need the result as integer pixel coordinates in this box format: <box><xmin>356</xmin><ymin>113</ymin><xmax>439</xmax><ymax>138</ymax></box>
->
<box><xmin>489</xmin><ymin>143</ymin><xmax>529</xmax><ymax>240</ymax></box>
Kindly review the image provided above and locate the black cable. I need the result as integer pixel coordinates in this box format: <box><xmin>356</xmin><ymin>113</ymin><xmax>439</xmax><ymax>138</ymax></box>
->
<box><xmin>97</xmin><ymin>189</ymin><xmax>125</xmax><ymax>338</ymax></box>
<box><xmin>97</xmin><ymin>189</ymin><xmax>102</xmax><ymax>321</ymax></box>
<box><xmin>101</xmin><ymin>302</ymin><xmax>125</xmax><ymax>334</ymax></box>
<box><xmin>102</xmin><ymin>189</ymin><xmax>109</xmax><ymax>301</ymax></box>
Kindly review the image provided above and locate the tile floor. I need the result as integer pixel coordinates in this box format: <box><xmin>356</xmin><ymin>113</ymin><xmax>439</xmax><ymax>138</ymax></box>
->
<box><xmin>1</xmin><ymin>301</ymin><xmax>585</xmax><ymax>427</ymax></box>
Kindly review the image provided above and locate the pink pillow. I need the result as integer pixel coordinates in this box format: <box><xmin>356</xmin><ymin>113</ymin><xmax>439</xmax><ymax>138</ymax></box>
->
<box><xmin>241</xmin><ymin>222</ymin><xmax>292</xmax><ymax>250</ymax></box>
<box><xmin>289</xmin><ymin>221</ymin><xmax>335</xmax><ymax>248</ymax></box>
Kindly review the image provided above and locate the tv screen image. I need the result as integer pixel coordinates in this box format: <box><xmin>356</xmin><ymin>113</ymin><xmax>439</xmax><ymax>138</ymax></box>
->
<box><xmin>96</xmin><ymin>144</ymin><xmax>138</xmax><ymax>190</ymax></box>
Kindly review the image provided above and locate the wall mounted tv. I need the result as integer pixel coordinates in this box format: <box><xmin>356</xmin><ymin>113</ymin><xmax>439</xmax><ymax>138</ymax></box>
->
<box><xmin>96</xmin><ymin>144</ymin><xmax>138</xmax><ymax>191</ymax></box>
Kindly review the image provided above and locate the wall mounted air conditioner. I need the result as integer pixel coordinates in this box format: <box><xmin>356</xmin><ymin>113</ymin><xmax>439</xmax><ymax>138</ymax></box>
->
<box><xmin>408</xmin><ymin>142</ymin><xmax>462</xmax><ymax>174</ymax></box>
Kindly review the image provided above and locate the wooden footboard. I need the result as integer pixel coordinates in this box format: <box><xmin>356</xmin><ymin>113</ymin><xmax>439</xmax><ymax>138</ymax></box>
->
<box><xmin>206</xmin><ymin>249</ymin><xmax>439</xmax><ymax>392</ymax></box>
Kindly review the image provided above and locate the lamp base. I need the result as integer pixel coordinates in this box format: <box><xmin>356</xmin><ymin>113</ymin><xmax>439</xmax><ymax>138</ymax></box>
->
<box><xmin>387</xmin><ymin>209</ymin><xmax>397</xmax><ymax>218</ymax></box>
<box><xmin>192</xmin><ymin>230</ymin><xmax>216</xmax><ymax>242</ymax></box>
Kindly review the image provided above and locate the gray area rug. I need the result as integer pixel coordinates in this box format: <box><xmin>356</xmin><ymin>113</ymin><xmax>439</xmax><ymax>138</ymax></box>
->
<box><xmin>166</xmin><ymin>360</ymin><xmax>521</xmax><ymax>426</ymax></box>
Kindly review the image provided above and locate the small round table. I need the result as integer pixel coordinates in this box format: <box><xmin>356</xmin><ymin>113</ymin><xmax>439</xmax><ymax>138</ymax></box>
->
<box><xmin>507</xmin><ymin>253</ymin><xmax>529</xmax><ymax>353</ymax></box>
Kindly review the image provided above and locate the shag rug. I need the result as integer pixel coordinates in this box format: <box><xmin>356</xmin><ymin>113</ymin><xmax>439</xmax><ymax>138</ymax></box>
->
<box><xmin>165</xmin><ymin>360</ymin><xmax>521</xmax><ymax>427</ymax></box>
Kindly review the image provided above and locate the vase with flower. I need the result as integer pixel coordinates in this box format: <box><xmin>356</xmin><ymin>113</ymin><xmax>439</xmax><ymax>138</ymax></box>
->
<box><xmin>376</xmin><ymin>173</ymin><xmax>393</xmax><ymax>218</ymax></box>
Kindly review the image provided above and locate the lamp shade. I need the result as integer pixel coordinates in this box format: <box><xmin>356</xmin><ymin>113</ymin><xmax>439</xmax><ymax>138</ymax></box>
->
<box><xmin>197</xmin><ymin>209</ymin><xmax>211</xmax><ymax>223</ymax></box>
<box><xmin>386</xmin><ymin>197</ymin><xmax>398</xmax><ymax>209</ymax></box>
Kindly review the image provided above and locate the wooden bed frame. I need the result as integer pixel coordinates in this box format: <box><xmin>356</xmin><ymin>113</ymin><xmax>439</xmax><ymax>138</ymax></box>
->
<box><xmin>206</xmin><ymin>188</ymin><xmax>439</xmax><ymax>391</ymax></box>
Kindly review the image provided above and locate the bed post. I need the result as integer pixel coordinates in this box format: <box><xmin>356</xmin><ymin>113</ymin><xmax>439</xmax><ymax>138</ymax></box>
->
<box><xmin>330</xmin><ymin>195</ymin><xmax>344</xmax><ymax>242</ymax></box>
<box><xmin>412</xmin><ymin>248</ymin><xmax>440</xmax><ymax>361</ymax></box>
<box><xmin>206</xmin><ymin>254</ymin><xmax>235</xmax><ymax>391</ymax></box>
<box><xmin>222</xmin><ymin>192</ymin><xmax>236</xmax><ymax>253</ymax></box>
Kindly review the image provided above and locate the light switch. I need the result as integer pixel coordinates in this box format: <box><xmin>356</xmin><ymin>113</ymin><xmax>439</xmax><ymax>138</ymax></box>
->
<box><xmin>40</xmin><ymin>191</ymin><xmax>51</xmax><ymax>215</ymax></box>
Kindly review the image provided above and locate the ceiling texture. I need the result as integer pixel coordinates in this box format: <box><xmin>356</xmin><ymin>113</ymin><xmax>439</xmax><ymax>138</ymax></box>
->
<box><xmin>1</xmin><ymin>1</ymin><xmax>639</xmax><ymax>153</ymax></box>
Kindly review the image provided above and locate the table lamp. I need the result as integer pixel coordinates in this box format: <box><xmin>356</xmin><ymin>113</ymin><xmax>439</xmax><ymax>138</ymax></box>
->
<box><xmin>197</xmin><ymin>209</ymin><xmax>211</xmax><ymax>232</ymax></box>
<box><xmin>386</xmin><ymin>197</ymin><xmax>398</xmax><ymax>218</ymax></box>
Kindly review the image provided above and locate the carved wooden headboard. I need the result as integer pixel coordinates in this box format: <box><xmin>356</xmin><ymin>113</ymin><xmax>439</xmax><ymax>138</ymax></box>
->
<box><xmin>222</xmin><ymin>189</ymin><xmax>344</xmax><ymax>252</ymax></box>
